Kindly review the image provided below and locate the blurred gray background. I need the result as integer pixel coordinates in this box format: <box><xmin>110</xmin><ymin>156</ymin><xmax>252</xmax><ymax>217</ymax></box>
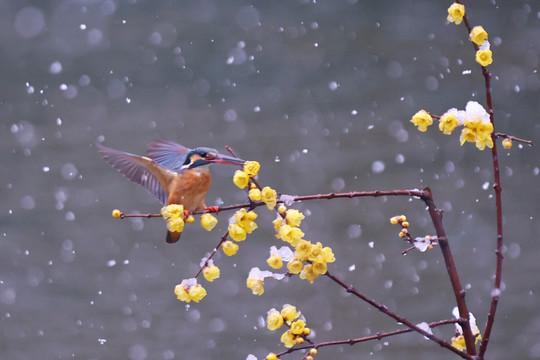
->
<box><xmin>1</xmin><ymin>1</ymin><xmax>539</xmax><ymax>359</ymax></box>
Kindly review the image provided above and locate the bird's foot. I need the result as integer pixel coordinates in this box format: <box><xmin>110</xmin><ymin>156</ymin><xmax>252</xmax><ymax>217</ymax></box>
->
<box><xmin>205</xmin><ymin>206</ymin><xmax>220</xmax><ymax>213</ymax></box>
<box><xmin>183</xmin><ymin>210</ymin><xmax>190</xmax><ymax>218</ymax></box>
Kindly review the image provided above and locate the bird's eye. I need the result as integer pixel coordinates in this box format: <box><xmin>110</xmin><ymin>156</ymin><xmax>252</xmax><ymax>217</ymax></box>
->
<box><xmin>200</xmin><ymin>152</ymin><xmax>208</xmax><ymax>158</ymax></box>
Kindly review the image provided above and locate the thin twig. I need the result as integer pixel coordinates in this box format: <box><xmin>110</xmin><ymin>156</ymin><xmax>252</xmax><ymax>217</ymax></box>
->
<box><xmin>323</xmin><ymin>269</ymin><xmax>474</xmax><ymax>359</ymax></box>
<box><xmin>276</xmin><ymin>318</ymin><xmax>460</xmax><ymax>358</ymax></box>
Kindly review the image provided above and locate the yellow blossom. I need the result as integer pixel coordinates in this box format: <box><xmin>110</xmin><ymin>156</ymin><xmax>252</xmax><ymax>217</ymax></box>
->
<box><xmin>309</xmin><ymin>348</ymin><xmax>317</xmax><ymax>356</ymax></box>
<box><xmin>447</xmin><ymin>2</ymin><xmax>465</xmax><ymax>25</ymax></box>
<box><xmin>290</xmin><ymin>319</ymin><xmax>306</xmax><ymax>335</ymax></box>
<box><xmin>203</xmin><ymin>264</ymin><xmax>220</xmax><ymax>282</ymax></box>
<box><xmin>312</xmin><ymin>259</ymin><xmax>328</xmax><ymax>275</ymax></box>
<box><xmin>280</xmin><ymin>330</ymin><xmax>297</xmax><ymax>348</ymax></box>
<box><xmin>279</xmin><ymin>225</ymin><xmax>305</xmax><ymax>246</ymax></box>
<box><xmin>460</xmin><ymin>127</ymin><xmax>477</xmax><ymax>145</ymax></box>
<box><xmin>281</xmin><ymin>304</ymin><xmax>300</xmax><ymax>322</ymax></box>
<box><xmin>167</xmin><ymin>217</ymin><xmax>185</xmax><ymax>233</ymax></box>
<box><xmin>235</xmin><ymin>209</ymin><xmax>258</xmax><ymax>233</ymax></box>
<box><xmin>299</xmin><ymin>264</ymin><xmax>319</xmax><ymax>284</ymax></box>
<box><xmin>287</xmin><ymin>258</ymin><xmax>304</xmax><ymax>274</ymax></box>
<box><xmin>185</xmin><ymin>215</ymin><xmax>195</xmax><ymax>223</ymax></box>
<box><xmin>469</xmin><ymin>26</ymin><xmax>488</xmax><ymax>45</ymax></box>
<box><xmin>411</xmin><ymin>110</ymin><xmax>433</xmax><ymax>132</ymax></box>
<box><xmin>439</xmin><ymin>111</ymin><xmax>460</xmax><ymax>135</ymax></box>
<box><xmin>200</xmin><ymin>213</ymin><xmax>218</xmax><ymax>231</ymax></box>
<box><xmin>502</xmin><ymin>138</ymin><xmax>512</xmax><ymax>149</ymax></box>
<box><xmin>477</xmin><ymin>121</ymin><xmax>494</xmax><ymax>138</ymax></box>
<box><xmin>294</xmin><ymin>240</ymin><xmax>312</xmax><ymax>261</ymax></box>
<box><xmin>266</xmin><ymin>308</ymin><xmax>284</xmax><ymax>330</ymax></box>
<box><xmin>174</xmin><ymin>281</ymin><xmax>207</xmax><ymax>303</ymax></box>
<box><xmin>243</xmin><ymin>161</ymin><xmax>261</xmax><ymax>177</ymax></box>
<box><xmin>475</xmin><ymin>122</ymin><xmax>494</xmax><ymax>150</ymax></box>
<box><xmin>322</xmin><ymin>246</ymin><xmax>335</xmax><ymax>263</ymax></box>
<box><xmin>246</xmin><ymin>277</ymin><xmax>264</xmax><ymax>295</ymax></box>
<box><xmin>286</xmin><ymin>209</ymin><xmax>305</xmax><ymax>227</ymax></box>
<box><xmin>174</xmin><ymin>284</ymin><xmax>190</xmax><ymax>302</ymax></box>
<box><xmin>308</xmin><ymin>242</ymin><xmax>323</xmax><ymax>261</ymax></box>
<box><xmin>266</xmin><ymin>353</ymin><xmax>278</xmax><ymax>360</ymax></box>
<box><xmin>390</xmin><ymin>216</ymin><xmax>399</xmax><ymax>225</ymax></box>
<box><xmin>475</xmin><ymin>135</ymin><xmax>494</xmax><ymax>151</ymax></box>
<box><xmin>261</xmin><ymin>186</ymin><xmax>277</xmax><ymax>210</ymax></box>
<box><xmin>228</xmin><ymin>223</ymin><xmax>247</xmax><ymax>241</ymax></box>
<box><xmin>451</xmin><ymin>335</ymin><xmax>466</xmax><ymax>351</ymax></box>
<box><xmin>248</xmin><ymin>188</ymin><xmax>261</xmax><ymax>201</ymax></box>
<box><xmin>222</xmin><ymin>240</ymin><xmax>239</xmax><ymax>256</ymax></box>
<box><xmin>161</xmin><ymin>204</ymin><xmax>184</xmax><ymax>219</ymax></box>
<box><xmin>476</xmin><ymin>49</ymin><xmax>493</xmax><ymax>67</ymax></box>
<box><xmin>273</xmin><ymin>218</ymin><xmax>285</xmax><ymax>232</ymax></box>
<box><xmin>267</xmin><ymin>253</ymin><xmax>283</xmax><ymax>269</ymax></box>
<box><xmin>188</xmin><ymin>284</ymin><xmax>207</xmax><ymax>302</ymax></box>
<box><xmin>112</xmin><ymin>209</ymin><xmax>122</xmax><ymax>218</ymax></box>
<box><xmin>233</xmin><ymin>170</ymin><xmax>250</xmax><ymax>189</ymax></box>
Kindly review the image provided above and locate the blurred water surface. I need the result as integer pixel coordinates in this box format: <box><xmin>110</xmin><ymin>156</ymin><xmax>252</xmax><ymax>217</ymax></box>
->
<box><xmin>1</xmin><ymin>1</ymin><xmax>540</xmax><ymax>359</ymax></box>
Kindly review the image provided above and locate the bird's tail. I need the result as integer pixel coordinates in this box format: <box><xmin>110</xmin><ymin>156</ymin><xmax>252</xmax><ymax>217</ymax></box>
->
<box><xmin>166</xmin><ymin>230</ymin><xmax>182</xmax><ymax>243</ymax></box>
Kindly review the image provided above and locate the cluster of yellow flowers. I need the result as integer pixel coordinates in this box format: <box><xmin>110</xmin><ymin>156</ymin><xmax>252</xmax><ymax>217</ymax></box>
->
<box><xmin>174</xmin><ymin>278</ymin><xmax>207</xmax><ymax>303</ymax></box>
<box><xmin>390</xmin><ymin>214</ymin><xmax>409</xmax><ymax>238</ymax></box>
<box><xmin>390</xmin><ymin>215</ymin><xmax>437</xmax><ymax>252</ymax></box>
<box><xmin>233</xmin><ymin>161</ymin><xmax>260</xmax><ymax>189</ymax></box>
<box><xmin>228</xmin><ymin>208</ymin><xmax>258</xmax><ymax>242</ymax></box>
<box><xmin>271</xmin><ymin>206</ymin><xmax>335</xmax><ymax>283</ymax></box>
<box><xmin>160</xmin><ymin>204</ymin><xmax>219</xmax><ymax>234</ymax></box>
<box><xmin>411</xmin><ymin>101</ymin><xmax>495</xmax><ymax>150</ymax></box>
<box><xmin>174</xmin><ymin>260</ymin><xmax>221</xmax><ymax>303</ymax></box>
<box><xmin>233</xmin><ymin>160</ymin><xmax>278</xmax><ymax>210</ymax></box>
<box><xmin>266</xmin><ymin>304</ymin><xmax>311</xmax><ymax>351</ymax></box>
<box><xmin>161</xmin><ymin>204</ymin><xmax>186</xmax><ymax>233</ymax></box>
<box><xmin>447</xmin><ymin>3</ymin><xmax>493</xmax><ymax>67</ymax></box>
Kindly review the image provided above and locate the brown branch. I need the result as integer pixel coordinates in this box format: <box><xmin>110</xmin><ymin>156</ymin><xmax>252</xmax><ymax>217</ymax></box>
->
<box><xmin>114</xmin><ymin>190</ymin><xmax>426</xmax><ymax>218</ymax></box>
<box><xmin>421</xmin><ymin>188</ymin><xmax>477</xmax><ymax>356</ymax></box>
<box><xmin>323</xmin><ymin>269</ymin><xmax>474</xmax><ymax>359</ymax></box>
<box><xmin>193</xmin><ymin>231</ymin><xmax>230</xmax><ymax>278</ymax></box>
<box><xmin>494</xmin><ymin>132</ymin><xmax>534</xmax><ymax>146</ymax></box>
<box><xmin>276</xmin><ymin>318</ymin><xmax>460</xmax><ymax>358</ymax></box>
<box><xmin>454</xmin><ymin>3</ymin><xmax>505</xmax><ymax>357</ymax></box>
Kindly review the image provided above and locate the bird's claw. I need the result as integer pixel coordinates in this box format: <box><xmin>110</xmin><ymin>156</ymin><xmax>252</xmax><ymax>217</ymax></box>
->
<box><xmin>183</xmin><ymin>210</ymin><xmax>191</xmax><ymax>218</ymax></box>
<box><xmin>205</xmin><ymin>206</ymin><xmax>220</xmax><ymax>213</ymax></box>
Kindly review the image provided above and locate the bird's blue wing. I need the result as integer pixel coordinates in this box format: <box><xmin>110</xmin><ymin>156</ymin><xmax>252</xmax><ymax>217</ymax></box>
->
<box><xmin>146</xmin><ymin>139</ymin><xmax>191</xmax><ymax>171</ymax></box>
<box><xmin>96</xmin><ymin>143</ymin><xmax>168</xmax><ymax>204</ymax></box>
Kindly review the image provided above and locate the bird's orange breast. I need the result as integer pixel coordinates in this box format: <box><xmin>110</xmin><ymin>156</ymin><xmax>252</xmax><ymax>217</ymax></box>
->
<box><xmin>166</xmin><ymin>169</ymin><xmax>212</xmax><ymax>211</ymax></box>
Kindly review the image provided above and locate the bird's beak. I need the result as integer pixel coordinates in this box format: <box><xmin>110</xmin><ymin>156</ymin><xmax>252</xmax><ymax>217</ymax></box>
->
<box><xmin>208</xmin><ymin>153</ymin><xmax>245</xmax><ymax>166</ymax></box>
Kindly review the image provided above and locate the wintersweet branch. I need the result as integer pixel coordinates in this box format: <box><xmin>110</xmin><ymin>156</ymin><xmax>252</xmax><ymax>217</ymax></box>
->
<box><xmin>494</xmin><ymin>132</ymin><xmax>534</xmax><ymax>146</ymax></box>
<box><xmin>193</xmin><ymin>231</ymin><xmax>230</xmax><ymax>278</ymax></box>
<box><xmin>421</xmin><ymin>188</ymin><xmax>476</xmax><ymax>355</ymax></box>
<box><xmin>456</xmin><ymin>2</ymin><xmax>504</xmax><ymax>356</ymax></box>
<box><xmin>114</xmin><ymin>190</ymin><xmax>427</xmax><ymax>218</ymax></box>
<box><xmin>276</xmin><ymin>318</ymin><xmax>459</xmax><ymax>358</ymax></box>
<box><xmin>323</xmin><ymin>269</ymin><xmax>474</xmax><ymax>360</ymax></box>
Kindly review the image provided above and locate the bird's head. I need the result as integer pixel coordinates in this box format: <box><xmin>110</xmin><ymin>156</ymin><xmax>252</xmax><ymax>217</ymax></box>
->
<box><xmin>180</xmin><ymin>147</ymin><xmax>245</xmax><ymax>170</ymax></box>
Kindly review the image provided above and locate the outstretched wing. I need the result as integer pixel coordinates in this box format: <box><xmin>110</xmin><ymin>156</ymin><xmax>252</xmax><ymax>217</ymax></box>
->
<box><xmin>146</xmin><ymin>139</ymin><xmax>191</xmax><ymax>171</ymax></box>
<box><xmin>96</xmin><ymin>143</ymin><xmax>172</xmax><ymax>204</ymax></box>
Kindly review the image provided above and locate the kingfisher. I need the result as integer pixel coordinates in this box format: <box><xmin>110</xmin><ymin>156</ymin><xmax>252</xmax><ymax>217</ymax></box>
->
<box><xmin>96</xmin><ymin>139</ymin><xmax>245</xmax><ymax>243</ymax></box>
